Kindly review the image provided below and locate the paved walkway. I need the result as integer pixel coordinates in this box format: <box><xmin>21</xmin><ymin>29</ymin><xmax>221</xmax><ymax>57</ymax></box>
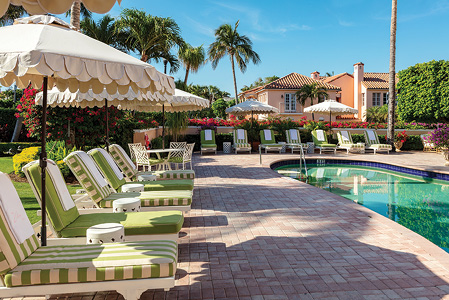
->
<box><xmin>16</xmin><ymin>151</ymin><xmax>449</xmax><ymax>299</ymax></box>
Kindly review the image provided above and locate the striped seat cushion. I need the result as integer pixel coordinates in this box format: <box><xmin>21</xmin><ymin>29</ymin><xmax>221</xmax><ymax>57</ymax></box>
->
<box><xmin>235</xmin><ymin>143</ymin><xmax>251</xmax><ymax>148</ymax></box>
<box><xmin>120</xmin><ymin>179</ymin><xmax>194</xmax><ymax>192</ymax></box>
<box><xmin>4</xmin><ymin>240</ymin><xmax>177</xmax><ymax>287</ymax></box>
<box><xmin>370</xmin><ymin>144</ymin><xmax>392</xmax><ymax>150</ymax></box>
<box><xmin>99</xmin><ymin>190</ymin><xmax>193</xmax><ymax>208</ymax></box>
<box><xmin>109</xmin><ymin>144</ymin><xmax>138</xmax><ymax>179</ymax></box>
<box><xmin>150</xmin><ymin>170</ymin><xmax>195</xmax><ymax>180</ymax></box>
<box><xmin>262</xmin><ymin>144</ymin><xmax>282</xmax><ymax>148</ymax></box>
<box><xmin>317</xmin><ymin>143</ymin><xmax>337</xmax><ymax>148</ymax></box>
<box><xmin>340</xmin><ymin>143</ymin><xmax>365</xmax><ymax>149</ymax></box>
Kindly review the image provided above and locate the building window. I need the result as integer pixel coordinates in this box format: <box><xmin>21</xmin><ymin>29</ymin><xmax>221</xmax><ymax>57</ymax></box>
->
<box><xmin>284</xmin><ymin>93</ymin><xmax>297</xmax><ymax>113</ymax></box>
<box><xmin>362</xmin><ymin>93</ymin><xmax>365</xmax><ymax>106</ymax></box>
<box><xmin>383</xmin><ymin>92</ymin><xmax>389</xmax><ymax>105</ymax></box>
<box><xmin>372</xmin><ymin>93</ymin><xmax>381</xmax><ymax>106</ymax></box>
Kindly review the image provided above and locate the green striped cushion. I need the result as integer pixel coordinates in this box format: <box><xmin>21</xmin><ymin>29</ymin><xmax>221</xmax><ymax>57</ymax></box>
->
<box><xmin>24</xmin><ymin>162</ymin><xmax>80</xmax><ymax>233</ymax></box>
<box><xmin>120</xmin><ymin>179</ymin><xmax>194</xmax><ymax>192</ymax></box>
<box><xmin>64</xmin><ymin>151</ymin><xmax>112</xmax><ymax>204</ymax></box>
<box><xmin>233</xmin><ymin>129</ymin><xmax>249</xmax><ymax>144</ymax></box>
<box><xmin>89</xmin><ymin>149</ymin><xmax>126</xmax><ymax>191</ymax></box>
<box><xmin>99</xmin><ymin>190</ymin><xmax>193</xmax><ymax>208</ymax></box>
<box><xmin>60</xmin><ymin>211</ymin><xmax>184</xmax><ymax>237</ymax></box>
<box><xmin>260</xmin><ymin>130</ymin><xmax>276</xmax><ymax>144</ymax></box>
<box><xmin>364</xmin><ymin>130</ymin><xmax>380</xmax><ymax>146</ymax></box>
<box><xmin>370</xmin><ymin>144</ymin><xmax>392</xmax><ymax>150</ymax></box>
<box><xmin>167</xmin><ymin>157</ymin><xmax>183</xmax><ymax>163</ymax></box>
<box><xmin>286</xmin><ymin>129</ymin><xmax>302</xmax><ymax>144</ymax></box>
<box><xmin>109</xmin><ymin>144</ymin><xmax>138</xmax><ymax>179</ymax></box>
<box><xmin>235</xmin><ymin>143</ymin><xmax>251</xmax><ymax>148</ymax></box>
<box><xmin>150</xmin><ymin>170</ymin><xmax>195</xmax><ymax>180</ymax></box>
<box><xmin>340</xmin><ymin>143</ymin><xmax>365</xmax><ymax>149</ymax></box>
<box><xmin>4</xmin><ymin>240</ymin><xmax>177</xmax><ymax>287</ymax></box>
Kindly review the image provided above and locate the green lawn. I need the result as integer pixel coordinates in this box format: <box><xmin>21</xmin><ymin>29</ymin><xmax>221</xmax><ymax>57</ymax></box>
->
<box><xmin>0</xmin><ymin>157</ymin><xmax>81</xmax><ymax>224</ymax></box>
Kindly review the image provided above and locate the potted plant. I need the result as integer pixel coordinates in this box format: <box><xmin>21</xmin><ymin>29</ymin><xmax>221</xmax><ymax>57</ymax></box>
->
<box><xmin>428</xmin><ymin>126</ymin><xmax>449</xmax><ymax>165</ymax></box>
<box><xmin>394</xmin><ymin>130</ymin><xmax>408</xmax><ymax>152</ymax></box>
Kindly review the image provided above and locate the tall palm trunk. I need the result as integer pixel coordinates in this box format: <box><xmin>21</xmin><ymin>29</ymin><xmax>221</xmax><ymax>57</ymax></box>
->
<box><xmin>231</xmin><ymin>54</ymin><xmax>239</xmax><ymax>104</ymax></box>
<box><xmin>387</xmin><ymin>0</ymin><xmax>397</xmax><ymax>145</ymax></box>
<box><xmin>184</xmin><ymin>66</ymin><xmax>190</xmax><ymax>85</ymax></box>
<box><xmin>70</xmin><ymin>0</ymin><xmax>81</xmax><ymax>31</ymax></box>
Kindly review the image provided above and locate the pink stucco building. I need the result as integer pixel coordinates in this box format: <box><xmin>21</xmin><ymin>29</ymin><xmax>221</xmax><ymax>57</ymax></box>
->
<box><xmin>239</xmin><ymin>62</ymin><xmax>394</xmax><ymax>121</ymax></box>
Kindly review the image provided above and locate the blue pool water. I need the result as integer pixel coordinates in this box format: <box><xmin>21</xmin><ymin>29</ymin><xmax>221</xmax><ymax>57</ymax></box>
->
<box><xmin>275</xmin><ymin>164</ymin><xmax>449</xmax><ymax>252</ymax></box>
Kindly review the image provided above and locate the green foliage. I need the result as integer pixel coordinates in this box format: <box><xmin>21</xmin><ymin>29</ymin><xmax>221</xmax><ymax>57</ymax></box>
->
<box><xmin>46</xmin><ymin>141</ymin><xmax>77</xmax><ymax>178</ymax></box>
<box><xmin>13</xmin><ymin>147</ymin><xmax>40</xmax><ymax>177</ymax></box>
<box><xmin>241</xmin><ymin>75</ymin><xmax>279</xmax><ymax>92</ymax></box>
<box><xmin>295</xmin><ymin>83</ymin><xmax>328</xmax><ymax>108</ymax></box>
<box><xmin>266</xmin><ymin>117</ymin><xmax>300</xmax><ymax>142</ymax></box>
<box><xmin>211</xmin><ymin>98</ymin><xmax>234</xmax><ymax>119</ymax></box>
<box><xmin>165</xmin><ymin>112</ymin><xmax>188</xmax><ymax>142</ymax></box>
<box><xmin>0</xmin><ymin>89</ymin><xmax>23</xmax><ymax>108</ymax></box>
<box><xmin>365</xmin><ymin>105</ymin><xmax>389</xmax><ymax>123</ymax></box>
<box><xmin>397</xmin><ymin>60</ymin><xmax>449</xmax><ymax>123</ymax></box>
<box><xmin>0</xmin><ymin>108</ymin><xmax>18</xmax><ymax>142</ymax></box>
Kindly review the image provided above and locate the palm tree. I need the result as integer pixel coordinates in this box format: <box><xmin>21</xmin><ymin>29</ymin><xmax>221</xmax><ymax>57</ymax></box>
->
<box><xmin>387</xmin><ymin>0</ymin><xmax>397</xmax><ymax>145</ymax></box>
<box><xmin>119</xmin><ymin>9</ymin><xmax>184</xmax><ymax>66</ymax></box>
<box><xmin>295</xmin><ymin>83</ymin><xmax>328</xmax><ymax>120</ymax></box>
<box><xmin>178</xmin><ymin>44</ymin><xmax>206</xmax><ymax>85</ymax></box>
<box><xmin>80</xmin><ymin>15</ymin><xmax>126</xmax><ymax>51</ymax></box>
<box><xmin>68</xmin><ymin>1</ymin><xmax>92</xmax><ymax>31</ymax></box>
<box><xmin>208</xmin><ymin>20</ymin><xmax>261</xmax><ymax>104</ymax></box>
<box><xmin>0</xmin><ymin>5</ymin><xmax>26</xmax><ymax>26</ymax></box>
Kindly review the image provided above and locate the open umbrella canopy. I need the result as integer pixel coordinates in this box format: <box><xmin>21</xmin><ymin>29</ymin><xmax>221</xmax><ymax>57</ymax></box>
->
<box><xmin>225</xmin><ymin>100</ymin><xmax>279</xmax><ymax>115</ymax></box>
<box><xmin>304</xmin><ymin>99</ymin><xmax>358</xmax><ymax>116</ymax></box>
<box><xmin>1</xmin><ymin>0</ymin><xmax>121</xmax><ymax>18</ymax></box>
<box><xmin>138</xmin><ymin>89</ymin><xmax>210</xmax><ymax>112</ymax></box>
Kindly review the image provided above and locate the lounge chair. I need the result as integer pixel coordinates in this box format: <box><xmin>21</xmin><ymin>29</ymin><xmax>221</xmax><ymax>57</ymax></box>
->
<box><xmin>63</xmin><ymin>151</ymin><xmax>193</xmax><ymax>212</ymax></box>
<box><xmin>311</xmin><ymin>130</ymin><xmax>337</xmax><ymax>154</ymax></box>
<box><xmin>22</xmin><ymin>160</ymin><xmax>184</xmax><ymax>244</ymax></box>
<box><xmin>233</xmin><ymin>129</ymin><xmax>252</xmax><ymax>154</ymax></box>
<box><xmin>88</xmin><ymin>148</ymin><xmax>194</xmax><ymax>192</ymax></box>
<box><xmin>260</xmin><ymin>129</ymin><xmax>283</xmax><ymax>153</ymax></box>
<box><xmin>109</xmin><ymin>144</ymin><xmax>195</xmax><ymax>180</ymax></box>
<box><xmin>420</xmin><ymin>134</ymin><xmax>437</xmax><ymax>152</ymax></box>
<box><xmin>364</xmin><ymin>130</ymin><xmax>392</xmax><ymax>154</ymax></box>
<box><xmin>0</xmin><ymin>172</ymin><xmax>178</xmax><ymax>299</ymax></box>
<box><xmin>337</xmin><ymin>130</ymin><xmax>365</xmax><ymax>154</ymax></box>
<box><xmin>200</xmin><ymin>129</ymin><xmax>217</xmax><ymax>154</ymax></box>
<box><xmin>285</xmin><ymin>129</ymin><xmax>308</xmax><ymax>153</ymax></box>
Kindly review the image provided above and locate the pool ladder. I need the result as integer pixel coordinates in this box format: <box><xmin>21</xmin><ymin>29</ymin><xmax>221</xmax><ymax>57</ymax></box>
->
<box><xmin>299</xmin><ymin>145</ymin><xmax>308</xmax><ymax>180</ymax></box>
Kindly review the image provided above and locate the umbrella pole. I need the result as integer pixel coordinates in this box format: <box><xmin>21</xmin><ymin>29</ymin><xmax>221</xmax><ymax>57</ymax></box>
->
<box><xmin>162</xmin><ymin>104</ymin><xmax>165</xmax><ymax>149</ymax></box>
<box><xmin>40</xmin><ymin>76</ymin><xmax>48</xmax><ymax>246</ymax></box>
<box><xmin>105</xmin><ymin>99</ymin><xmax>109</xmax><ymax>152</ymax></box>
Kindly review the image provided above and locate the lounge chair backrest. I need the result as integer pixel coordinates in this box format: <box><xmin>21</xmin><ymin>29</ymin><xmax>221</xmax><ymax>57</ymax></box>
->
<box><xmin>338</xmin><ymin>131</ymin><xmax>353</xmax><ymax>145</ymax></box>
<box><xmin>88</xmin><ymin>148</ymin><xmax>126</xmax><ymax>191</ymax></box>
<box><xmin>260</xmin><ymin>129</ymin><xmax>276</xmax><ymax>144</ymax></box>
<box><xmin>0</xmin><ymin>172</ymin><xmax>39</xmax><ymax>276</ymax></box>
<box><xmin>109</xmin><ymin>144</ymin><xmax>138</xmax><ymax>179</ymax></box>
<box><xmin>23</xmin><ymin>160</ymin><xmax>80</xmax><ymax>234</ymax></box>
<box><xmin>286</xmin><ymin>129</ymin><xmax>301</xmax><ymax>144</ymax></box>
<box><xmin>64</xmin><ymin>151</ymin><xmax>112</xmax><ymax>204</ymax></box>
<box><xmin>312</xmin><ymin>130</ymin><xmax>328</xmax><ymax>145</ymax></box>
<box><xmin>364</xmin><ymin>130</ymin><xmax>380</xmax><ymax>146</ymax></box>
<box><xmin>234</xmin><ymin>129</ymin><xmax>248</xmax><ymax>144</ymax></box>
<box><xmin>201</xmin><ymin>129</ymin><xmax>216</xmax><ymax>144</ymax></box>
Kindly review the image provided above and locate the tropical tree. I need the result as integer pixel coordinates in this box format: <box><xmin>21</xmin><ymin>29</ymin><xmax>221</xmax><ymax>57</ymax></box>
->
<box><xmin>241</xmin><ymin>75</ymin><xmax>279</xmax><ymax>92</ymax></box>
<box><xmin>0</xmin><ymin>5</ymin><xmax>26</xmax><ymax>26</ymax></box>
<box><xmin>178</xmin><ymin>44</ymin><xmax>206</xmax><ymax>85</ymax></box>
<box><xmin>119</xmin><ymin>9</ymin><xmax>184</xmax><ymax>68</ymax></box>
<box><xmin>208</xmin><ymin>20</ymin><xmax>261</xmax><ymax>104</ymax></box>
<box><xmin>387</xmin><ymin>0</ymin><xmax>397</xmax><ymax>145</ymax></box>
<box><xmin>68</xmin><ymin>1</ymin><xmax>92</xmax><ymax>31</ymax></box>
<box><xmin>80</xmin><ymin>15</ymin><xmax>126</xmax><ymax>51</ymax></box>
<box><xmin>365</xmin><ymin>104</ymin><xmax>389</xmax><ymax>123</ymax></box>
<box><xmin>295</xmin><ymin>83</ymin><xmax>328</xmax><ymax>120</ymax></box>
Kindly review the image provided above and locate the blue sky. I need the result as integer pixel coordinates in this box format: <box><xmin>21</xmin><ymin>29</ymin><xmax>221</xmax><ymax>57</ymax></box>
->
<box><xmin>54</xmin><ymin>0</ymin><xmax>449</xmax><ymax>95</ymax></box>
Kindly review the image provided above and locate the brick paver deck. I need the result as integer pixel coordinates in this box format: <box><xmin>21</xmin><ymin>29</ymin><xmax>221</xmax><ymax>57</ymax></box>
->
<box><xmin>12</xmin><ymin>151</ymin><xmax>449</xmax><ymax>299</ymax></box>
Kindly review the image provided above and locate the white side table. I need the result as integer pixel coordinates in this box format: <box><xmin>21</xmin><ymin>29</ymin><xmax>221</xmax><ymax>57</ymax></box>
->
<box><xmin>307</xmin><ymin>142</ymin><xmax>315</xmax><ymax>153</ymax></box>
<box><xmin>278</xmin><ymin>142</ymin><xmax>287</xmax><ymax>153</ymax></box>
<box><xmin>121</xmin><ymin>183</ymin><xmax>144</xmax><ymax>193</ymax></box>
<box><xmin>137</xmin><ymin>174</ymin><xmax>157</xmax><ymax>182</ymax></box>
<box><xmin>86</xmin><ymin>223</ymin><xmax>125</xmax><ymax>244</ymax></box>
<box><xmin>113</xmin><ymin>198</ymin><xmax>141</xmax><ymax>213</ymax></box>
<box><xmin>223</xmin><ymin>142</ymin><xmax>231</xmax><ymax>154</ymax></box>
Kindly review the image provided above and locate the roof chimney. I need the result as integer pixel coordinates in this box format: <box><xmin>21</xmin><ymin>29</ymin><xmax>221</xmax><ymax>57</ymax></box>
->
<box><xmin>311</xmin><ymin>71</ymin><xmax>320</xmax><ymax>80</ymax></box>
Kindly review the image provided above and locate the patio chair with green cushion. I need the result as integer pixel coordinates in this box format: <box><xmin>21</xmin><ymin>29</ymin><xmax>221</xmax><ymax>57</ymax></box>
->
<box><xmin>200</xmin><ymin>129</ymin><xmax>217</xmax><ymax>154</ymax></box>
<box><xmin>337</xmin><ymin>130</ymin><xmax>365</xmax><ymax>154</ymax></box>
<box><xmin>311</xmin><ymin>130</ymin><xmax>337</xmax><ymax>154</ymax></box>
<box><xmin>0</xmin><ymin>172</ymin><xmax>178</xmax><ymax>299</ymax></box>
<box><xmin>167</xmin><ymin>142</ymin><xmax>187</xmax><ymax>169</ymax></box>
<box><xmin>88</xmin><ymin>148</ymin><xmax>194</xmax><ymax>192</ymax></box>
<box><xmin>132</xmin><ymin>143</ymin><xmax>164</xmax><ymax>172</ymax></box>
<box><xmin>364</xmin><ymin>130</ymin><xmax>392</xmax><ymax>154</ymax></box>
<box><xmin>260</xmin><ymin>129</ymin><xmax>283</xmax><ymax>153</ymax></box>
<box><xmin>109</xmin><ymin>144</ymin><xmax>195</xmax><ymax>181</ymax></box>
<box><xmin>63</xmin><ymin>151</ymin><xmax>193</xmax><ymax>212</ymax></box>
<box><xmin>285</xmin><ymin>129</ymin><xmax>308</xmax><ymax>153</ymax></box>
<box><xmin>233</xmin><ymin>129</ymin><xmax>252</xmax><ymax>154</ymax></box>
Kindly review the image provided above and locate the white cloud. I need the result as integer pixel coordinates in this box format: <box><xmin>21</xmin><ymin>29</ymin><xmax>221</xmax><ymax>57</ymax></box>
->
<box><xmin>338</xmin><ymin>20</ymin><xmax>354</xmax><ymax>27</ymax></box>
<box><xmin>185</xmin><ymin>16</ymin><xmax>215</xmax><ymax>38</ymax></box>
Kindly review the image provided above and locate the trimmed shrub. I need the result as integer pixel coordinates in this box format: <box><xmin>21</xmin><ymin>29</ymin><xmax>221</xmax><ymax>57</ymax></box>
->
<box><xmin>13</xmin><ymin>146</ymin><xmax>40</xmax><ymax>177</ymax></box>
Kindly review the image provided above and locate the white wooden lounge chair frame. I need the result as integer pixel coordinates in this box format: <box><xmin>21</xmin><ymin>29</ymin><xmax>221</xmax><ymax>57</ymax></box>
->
<box><xmin>364</xmin><ymin>130</ymin><xmax>391</xmax><ymax>154</ymax></box>
<box><xmin>233</xmin><ymin>129</ymin><xmax>252</xmax><ymax>154</ymax></box>
<box><xmin>285</xmin><ymin>129</ymin><xmax>308</xmax><ymax>153</ymax></box>
<box><xmin>337</xmin><ymin>130</ymin><xmax>365</xmax><ymax>154</ymax></box>
<box><xmin>312</xmin><ymin>130</ymin><xmax>337</xmax><ymax>155</ymax></box>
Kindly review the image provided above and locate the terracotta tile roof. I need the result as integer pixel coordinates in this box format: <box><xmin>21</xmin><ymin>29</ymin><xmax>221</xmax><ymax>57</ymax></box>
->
<box><xmin>362</xmin><ymin>72</ymin><xmax>398</xmax><ymax>89</ymax></box>
<box><xmin>321</xmin><ymin>72</ymin><xmax>353</xmax><ymax>83</ymax></box>
<box><xmin>238</xmin><ymin>85</ymin><xmax>264</xmax><ymax>97</ymax></box>
<box><xmin>263</xmin><ymin>72</ymin><xmax>341</xmax><ymax>90</ymax></box>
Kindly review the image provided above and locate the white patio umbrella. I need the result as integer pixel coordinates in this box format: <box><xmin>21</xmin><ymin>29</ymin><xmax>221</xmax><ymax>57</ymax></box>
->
<box><xmin>0</xmin><ymin>15</ymin><xmax>174</xmax><ymax>245</ymax></box>
<box><xmin>1</xmin><ymin>0</ymin><xmax>121</xmax><ymax>17</ymax></box>
<box><xmin>225</xmin><ymin>100</ymin><xmax>279</xmax><ymax>120</ymax></box>
<box><xmin>304</xmin><ymin>100</ymin><xmax>358</xmax><ymax>126</ymax></box>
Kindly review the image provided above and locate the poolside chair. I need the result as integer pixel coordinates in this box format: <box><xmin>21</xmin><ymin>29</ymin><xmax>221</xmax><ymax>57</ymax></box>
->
<box><xmin>285</xmin><ymin>129</ymin><xmax>308</xmax><ymax>153</ymax></box>
<box><xmin>178</xmin><ymin>143</ymin><xmax>195</xmax><ymax>170</ymax></box>
<box><xmin>63</xmin><ymin>151</ymin><xmax>193</xmax><ymax>212</ymax></box>
<box><xmin>109</xmin><ymin>144</ymin><xmax>195</xmax><ymax>181</ymax></box>
<box><xmin>260</xmin><ymin>129</ymin><xmax>283</xmax><ymax>153</ymax></box>
<box><xmin>337</xmin><ymin>130</ymin><xmax>365</xmax><ymax>154</ymax></box>
<box><xmin>167</xmin><ymin>142</ymin><xmax>187</xmax><ymax>169</ymax></box>
<box><xmin>131</xmin><ymin>143</ymin><xmax>164</xmax><ymax>171</ymax></box>
<box><xmin>421</xmin><ymin>134</ymin><xmax>437</xmax><ymax>152</ymax></box>
<box><xmin>127</xmin><ymin>142</ymin><xmax>141</xmax><ymax>162</ymax></box>
<box><xmin>0</xmin><ymin>172</ymin><xmax>178</xmax><ymax>299</ymax></box>
<box><xmin>200</xmin><ymin>129</ymin><xmax>217</xmax><ymax>154</ymax></box>
<box><xmin>364</xmin><ymin>130</ymin><xmax>392</xmax><ymax>154</ymax></box>
<box><xmin>233</xmin><ymin>129</ymin><xmax>252</xmax><ymax>154</ymax></box>
<box><xmin>22</xmin><ymin>160</ymin><xmax>184</xmax><ymax>244</ymax></box>
<box><xmin>311</xmin><ymin>130</ymin><xmax>337</xmax><ymax>154</ymax></box>
<box><xmin>88</xmin><ymin>148</ymin><xmax>194</xmax><ymax>192</ymax></box>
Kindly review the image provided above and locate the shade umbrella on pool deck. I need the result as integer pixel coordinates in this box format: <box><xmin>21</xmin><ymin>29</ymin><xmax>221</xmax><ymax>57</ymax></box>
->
<box><xmin>0</xmin><ymin>15</ymin><xmax>174</xmax><ymax>245</ymax></box>
<box><xmin>304</xmin><ymin>100</ymin><xmax>358</xmax><ymax>130</ymax></box>
<box><xmin>225</xmin><ymin>99</ymin><xmax>279</xmax><ymax>120</ymax></box>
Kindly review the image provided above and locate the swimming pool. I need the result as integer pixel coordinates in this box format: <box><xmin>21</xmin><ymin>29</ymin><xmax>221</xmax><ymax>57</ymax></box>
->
<box><xmin>275</xmin><ymin>162</ymin><xmax>449</xmax><ymax>252</ymax></box>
